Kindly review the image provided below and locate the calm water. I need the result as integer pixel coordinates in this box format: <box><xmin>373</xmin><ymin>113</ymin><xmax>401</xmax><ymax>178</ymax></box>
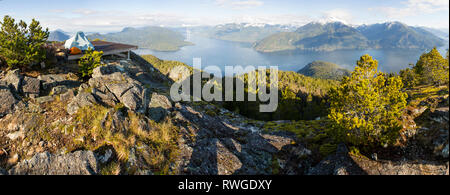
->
<box><xmin>134</xmin><ymin>36</ymin><xmax>449</xmax><ymax>75</ymax></box>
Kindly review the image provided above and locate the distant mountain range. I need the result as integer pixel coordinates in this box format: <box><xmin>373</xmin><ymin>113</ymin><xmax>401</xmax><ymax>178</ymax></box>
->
<box><xmin>253</xmin><ymin>22</ymin><xmax>446</xmax><ymax>52</ymax></box>
<box><xmin>203</xmin><ymin>23</ymin><xmax>296</xmax><ymax>43</ymax></box>
<box><xmin>87</xmin><ymin>26</ymin><xmax>193</xmax><ymax>52</ymax></box>
<box><xmin>48</xmin><ymin>30</ymin><xmax>70</xmax><ymax>42</ymax></box>
<box><xmin>298</xmin><ymin>61</ymin><xmax>351</xmax><ymax>80</ymax></box>
<box><xmin>356</xmin><ymin>22</ymin><xmax>444</xmax><ymax>49</ymax></box>
<box><xmin>254</xmin><ymin>22</ymin><xmax>370</xmax><ymax>52</ymax></box>
<box><xmin>419</xmin><ymin>27</ymin><xmax>449</xmax><ymax>40</ymax></box>
<box><xmin>49</xmin><ymin>21</ymin><xmax>447</xmax><ymax>53</ymax></box>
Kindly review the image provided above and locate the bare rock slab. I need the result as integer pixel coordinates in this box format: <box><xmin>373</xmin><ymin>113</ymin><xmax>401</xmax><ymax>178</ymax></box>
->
<box><xmin>8</xmin><ymin>151</ymin><xmax>99</xmax><ymax>175</ymax></box>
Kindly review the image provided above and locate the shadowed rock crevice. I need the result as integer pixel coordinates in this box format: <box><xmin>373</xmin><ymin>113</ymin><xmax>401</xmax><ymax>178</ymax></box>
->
<box><xmin>173</xmin><ymin>103</ymin><xmax>305</xmax><ymax>175</ymax></box>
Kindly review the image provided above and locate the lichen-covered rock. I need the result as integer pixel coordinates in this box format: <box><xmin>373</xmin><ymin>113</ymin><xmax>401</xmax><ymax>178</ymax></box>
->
<box><xmin>0</xmin><ymin>86</ymin><xmax>18</xmax><ymax>118</ymax></box>
<box><xmin>89</xmin><ymin>64</ymin><xmax>147</xmax><ymax>113</ymax></box>
<box><xmin>38</xmin><ymin>74</ymin><xmax>80</xmax><ymax>92</ymax></box>
<box><xmin>6</xmin><ymin>130</ymin><xmax>25</xmax><ymax>141</ymax></box>
<box><xmin>8</xmin><ymin>151</ymin><xmax>99</xmax><ymax>175</ymax></box>
<box><xmin>59</xmin><ymin>89</ymin><xmax>75</xmax><ymax>102</ymax></box>
<box><xmin>351</xmin><ymin>156</ymin><xmax>449</xmax><ymax>175</ymax></box>
<box><xmin>92</xmin><ymin>64</ymin><xmax>123</xmax><ymax>78</ymax></box>
<box><xmin>112</xmin><ymin>84</ymin><xmax>145</xmax><ymax>112</ymax></box>
<box><xmin>2</xmin><ymin>69</ymin><xmax>23</xmax><ymax>94</ymax></box>
<box><xmin>148</xmin><ymin>92</ymin><xmax>172</xmax><ymax>121</ymax></box>
<box><xmin>168</xmin><ymin>65</ymin><xmax>191</xmax><ymax>82</ymax></box>
<box><xmin>414</xmin><ymin>107</ymin><xmax>449</xmax><ymax>159</ymax></box>
<box><xmin>51</xmin><ymin>85</ymin><xmax>68</xmax><ymax>95</ymax></box>
<box><xmin>37</xmin><ymin>74</ymin><xmax>67</xmax><ymax>90</ymax></box>
<box><xmin>91</xmin><ymin>87</ymin><xmax>119</xmax><ymax>107</ymax></box>
<box><xmin>35</xmin><ymin>96</ymin><xmax>55</xmax><ymax>104</ymax></box>
<box><xmin>149</xmin><ymin>92</ymin><xmax>172</xmax><ymax>109</ymax></box>
<box><xmin>173</xmin><ymin>104</ymin><xmax>302</xmax><ymax>175</ymax></box>
<box><xmin>306</xmin><ymin>144</ymin><xmax>365</xmax><ymax>175</ymax></box>
<box><xmin>67</xmin><ymin>92</ymin><xmax>97</xmax><ymax>115</ymax></box>
<box><xmin>185</xmin><ymin>138</ymin><xmax>243</xmax><ymax>175</ymax></box>
<box><xmin>21</xmin><ymin>76</ymin><xmax>40</xmax><ymax>98</ymax></box>
<box><xmin>307</xmin><ymin>144</ymin><xmax>449</xmax><ymax>175</ymax></box>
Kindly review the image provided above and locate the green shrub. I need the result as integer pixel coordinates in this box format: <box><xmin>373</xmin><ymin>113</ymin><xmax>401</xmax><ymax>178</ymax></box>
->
<box><xmin>328</xmin><ymin>54</ymin><xmax>407</xmax><ymax>148</ymax></box>
<box><xmin>399</xmin><ymin>67</ymin><xmax>418</xmax><ymax>88</ymax></box>
<box><xmin>78</xmin><ymin>48</ymin><xmax>103</xmax><ymax>78</ymax></box>
<box><xmin>0</xmin><ymin>15</ymin><xmax>49</xmax><ymax>69</ymax></box>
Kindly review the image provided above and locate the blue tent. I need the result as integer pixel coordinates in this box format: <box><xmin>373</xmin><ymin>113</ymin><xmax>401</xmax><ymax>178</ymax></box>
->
<box><xmin>64</xmin><ymin>31</ymin><xmax>94</xmax><ymax>50</ymax></box>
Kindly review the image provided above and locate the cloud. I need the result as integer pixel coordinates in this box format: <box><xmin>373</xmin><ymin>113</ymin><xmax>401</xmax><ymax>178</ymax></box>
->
<box><xmin>73</xmin><ymin>9</ymin><xmax>98</xmax><ymax>15</ymax></box>
<box><xmin>228</xmin><ymin>14</ymin><xmax>311</xmax><ymax>26</ymax></box>
<box><xmin>39</xmin><ymin>11</ymin><xmax>313</xmax><ymax>33</ymax></box>
<box><xmin>372</xmin><ymin>0</ymin><xmax>449</xmax><ymax>18</ymax></box>
<box><xmin>215</xmin><ymin>0</ymin><xmax>264</xmax><ymax>10</ymax></box>
<box><xmin>40</xmin><ymin>11</ymin><xmax>225</xmax><ymax>32</ymax></box>
<box><xmin>49</xmin><ymin>9</ymin><xmax>65</xmax><ymax>13</ymax></box>
<box><xmin>319</xmin><ymin>9</ymin><xmax>354</xmax><ymax>24</ymax></box>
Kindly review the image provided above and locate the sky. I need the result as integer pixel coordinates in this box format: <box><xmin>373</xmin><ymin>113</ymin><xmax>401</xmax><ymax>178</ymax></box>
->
<box><xmin>0</xmin><ymin>0</ymin><xmax>449</xmax><ymax>33</ymax></box>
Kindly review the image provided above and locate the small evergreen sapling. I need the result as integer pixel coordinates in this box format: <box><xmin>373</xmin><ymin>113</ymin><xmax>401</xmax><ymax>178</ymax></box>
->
<box><xmin>78</xmin><ymin>48</ymin><xmax>103</xmax><ymax>78</ymax></box>
<box><xmin>328</xmin><ymin>54</ymin><xmax>407</xmax><ymax>148</ymax></box>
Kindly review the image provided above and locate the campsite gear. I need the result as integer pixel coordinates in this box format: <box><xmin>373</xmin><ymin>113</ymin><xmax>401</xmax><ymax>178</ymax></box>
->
<box><xmin>64</xmin><ymin>31</ymin><xmax>95</xmax><ymax>51</ymax></box>
<box><xmin>70</xmin><ymin>47</ymin><xmax>82</xmax><ymax>55</ymax></box>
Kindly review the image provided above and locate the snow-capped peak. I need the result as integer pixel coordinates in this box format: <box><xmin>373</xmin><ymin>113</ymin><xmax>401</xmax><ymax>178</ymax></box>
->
<box><xmin>316</xmin><ymin>16</ymin><xmax>348</xmax><ymax>25</ymax></box>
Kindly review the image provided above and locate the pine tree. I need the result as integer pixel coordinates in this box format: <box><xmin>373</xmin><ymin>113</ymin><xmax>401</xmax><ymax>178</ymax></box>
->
<box><xmin>0</xmin><ymin>15</ymin><xmax>49</xmax><ymax>69</ymax></box>
<box><xmin>328</xmin><ymin>54</ymin><xmax>407</xmax><ymax>147</ymax></box>
<box><xmin>399</xmin><ymin>66</ymin><xmax>418</xmax><ymax>88</ymax></box>
<box><xmin>414</xmin><ymin>47</ymin><xmax>449</xmax><ymax>86</ymax></box>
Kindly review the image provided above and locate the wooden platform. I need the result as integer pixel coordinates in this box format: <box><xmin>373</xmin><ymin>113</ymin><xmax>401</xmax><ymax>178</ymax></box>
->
<box><xmin>54</xmin><ymin>41</ymin><xmax>138</xmax><ymax>60</ymax></box>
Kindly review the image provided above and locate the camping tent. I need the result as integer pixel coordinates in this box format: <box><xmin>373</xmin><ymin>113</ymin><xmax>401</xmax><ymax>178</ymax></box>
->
<box><xmin>64</xmin><ymin>31</ymin><xmax>94</xmax><ymax>50</ymax></box>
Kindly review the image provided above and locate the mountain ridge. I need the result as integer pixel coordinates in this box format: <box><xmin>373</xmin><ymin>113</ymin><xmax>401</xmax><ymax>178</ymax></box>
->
<box><xmin>48</xmin><ymin>30</ymin><xmax>70</xmax><ymax>42</ymax></box>
<box><xmin>254</xmin><ymin>21</ymin><xmax>445</xmax><ymax>52</ymax></box>
<box><xmin>87</xmin><ymin>26</ymin><xmax>194</xmax><ymax>52</ymax></box>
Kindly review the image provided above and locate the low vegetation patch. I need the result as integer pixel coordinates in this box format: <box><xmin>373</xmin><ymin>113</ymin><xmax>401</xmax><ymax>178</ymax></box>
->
<box><xmin>72</xmin><ymin>104</ymin><xmax>180</xmax><ymax>174</ymax></box>
<box><xmin>264</xmin><ymin>119</ymin><xmax>334</xmax><ymax>159</ymax></box>
<box><xmin>141</xmin><ymin>54</ymin><xmax>192</xmax><ymax>75</ymax></box>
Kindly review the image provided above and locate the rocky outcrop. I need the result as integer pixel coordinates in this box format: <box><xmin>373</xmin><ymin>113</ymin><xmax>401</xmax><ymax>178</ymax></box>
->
<box><xmin>1</xmin><ymin>56</ymin><xmax>448</xmax><ymax>176</ymax></box>
<box><xmin>421</xmin><ymin>107</ymin><xmax>449</xmax><ymax>159</ymax></box>
<box><xmin>173</xmin><ymin>103</ymin><xmax>306</xmax><ymax>175</ymax></box>
<box><xmin>352</xmin><ymin>156</ymin><xmax>449</xmax><ymax>175</ymax></box>
<box><xmin>88</xmin><ymin>64</ymin><xmax>148</xmax><ymax>114</ymax></box>
<box><xmin>8</xmin><ymin>151</ymin><xmax>99</xmax><ymax>175</ymax></box>
<box><xmin>148</xmin><ymin>92</ymin><xmax>172</xmax><ymax>121</ymax></box>
<box><xmin>38</xmin><ymin>74</ymin><xmax>78</xmax><ymax>91</ymax></box>
<box><xmin>306</xmin><ymin>144</ymin><xmax>365</xmax><ymax>175</ymax></box>
<box><xmin>307</xmin><ymin>144</ymin><xmax>449</xmax><ymax>175</ymax></box>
